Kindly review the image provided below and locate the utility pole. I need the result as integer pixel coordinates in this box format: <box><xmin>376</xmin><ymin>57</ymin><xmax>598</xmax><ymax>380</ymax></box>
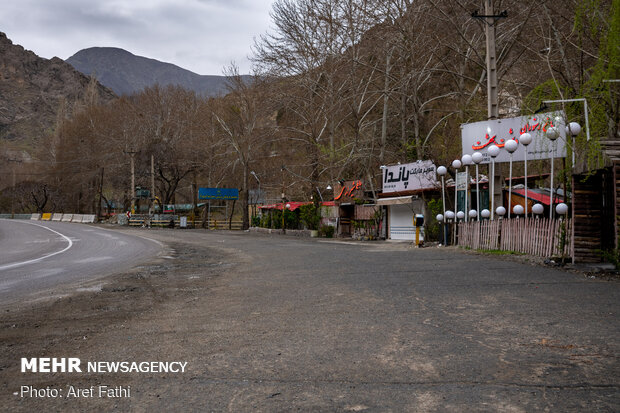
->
<box><xmin>124</xmin><ymin>150</ymin><xmax>137</xmax><ymax>214</ymax></box>
<box><xmin>485</xmin><ymin>0</ymin><xmax>499</xmax><ymax>120</ymax></box>
<box><xmin>150</xmin><ymin>154</ymin><xmax>155</xmax><ymax>215</ymax></box>
<box><xmin>472</xmin><ymin>1</ymin><xmax>506</xmax><ymax>120</ymax></box>
<box><xmin>473</xmin><ymin>2</ymin><xmax>507</xmax><ymax>211</ymax></box>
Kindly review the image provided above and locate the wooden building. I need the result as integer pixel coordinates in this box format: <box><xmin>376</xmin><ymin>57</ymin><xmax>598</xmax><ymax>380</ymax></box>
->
<box><xmin>571</xmin><ymin>139</ymin><xmax>620</xmax><ymax>264</ymax></box>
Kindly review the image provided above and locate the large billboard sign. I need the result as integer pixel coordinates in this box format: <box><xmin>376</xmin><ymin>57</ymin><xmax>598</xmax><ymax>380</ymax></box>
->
<box><xmin>382</xmin><ymin>160</ymin><xmax>438</xmax><ymax>194</ymax></box>
<box><xmin>461</xmin><ymin>111</ymin><xmax>567</xmax><ymax>164</ymax></box>
<box><xmin>198</xmin><ymin>188</ymin><xmax>239</xmax><ymax>200</ymax></box>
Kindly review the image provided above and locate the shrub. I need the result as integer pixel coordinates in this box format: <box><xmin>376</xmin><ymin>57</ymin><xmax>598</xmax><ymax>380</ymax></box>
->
<box><xmin>251</xmin><ymin>216</ymin><xmax>261</xmax><ymax>227</ymax></box>
<box><xmin>320</xmin><ymin>225</ymin><xmax>335</xmax><ymax>238</ymax></box>
<box><xmin>299</xmin><ymin>203</ymin><xmax>320</xmax><ymax>230</ymax></box>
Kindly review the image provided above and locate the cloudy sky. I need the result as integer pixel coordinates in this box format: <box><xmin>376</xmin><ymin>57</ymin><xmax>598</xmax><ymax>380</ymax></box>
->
<box><xmin>1</xmin><ymin>0</ymin><xmax>275</xmax><ymax>75</ymax></box>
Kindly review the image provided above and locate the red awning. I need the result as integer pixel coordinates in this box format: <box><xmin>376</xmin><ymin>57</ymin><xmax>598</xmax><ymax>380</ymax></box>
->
<box><xmin>511</xmin><ymin>188</ymin><xmax>563</xmax><ymax>206</ymax></box>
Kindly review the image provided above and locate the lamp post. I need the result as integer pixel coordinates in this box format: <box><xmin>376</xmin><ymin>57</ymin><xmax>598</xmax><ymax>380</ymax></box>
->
<box><xmin>472</xmin><ymin>152</ymin><xmax>483</xmax><ymax>221</ymax></box>
<box><xmin>519</xmin><ymin>133</ymin><xmax>532</xmax><ymax>217</ymax></box>
<box><xmin>461</xmin><ymin>154</ymin><xmax>473</xmax><ymax>222</ymax></box>
<box><xmin>452</xmin><ymin>159</ymin><xmax>462</xmax><ymax>216</ymax></box>
<box><xmin>437</xmin><ymin>166</ymin><xmax>448</xmax><ymax>246</ymax></box>
<box><xmin>556</xmin><ymin>202</ymin><xmax>569</xmax><ymax>259</ymax></box>
<box><xmin>487</xmin><ymin>144</ymin><xmax>500</xmax><ymax>220</ymax></box>
<box><xmin>546</xmin><ymin>126</ymin><xmax>560</xmax><ymax>219</ymax></box>
<box><xmin>251</xmin><ymin>171</ymin><xmax>261</xmax><ymax>221</ymax></box>
<box><xmin>504</xmin><ymin>139</ymin><xmax>519</xmax><ymax>219</ymax></box>
<box><xmin>543</xmin><ymin>98</ymin><xmax>590</xmax><ymax>165</ymax></box>
<box><xmin>566</xmin><ymin>122</ymin><xmax>582</xmax><ymax>166</ymax></box>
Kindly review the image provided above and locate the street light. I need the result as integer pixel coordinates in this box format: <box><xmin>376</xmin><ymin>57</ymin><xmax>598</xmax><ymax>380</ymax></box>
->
<box><xmin>472</xmin><ymin>152</ymin><xmax>483</xmax><ymax>221</ymax></box>
<box><xmin>543</xmin><ymin>98</ymin><xmax>591</xmax><ymax>166</ymax></box>
<box><xmin>451</xmin><ymin>159</ymin><xmax>462</xmax><ymax>219</ymax></box>
<box><xmin>566</xmin><ymin>121</ymin><xmax>582</xmax><ymax>166</ymax></box>
<box><xmin>461</xmin><ymin>154</ymin><xmax>473</xmax><ymax>222</ymax></box>
<box><xmin>556</xmin><ymin>202</ymin><xmax>568</xmax><ymax>216</ymax></box>
<box><xmin>496</xmin><ymin>206</ymin><xmax>506</xmax><ymax>218</ymax></box>
<box><xmin>504</xmin><ymin>139</ymin><xmax>519</xmax><ymax>219</ymax></box>
<box><xmin>532</xmin><ymin>203</ymin><xmax>544</xmax><ymax>215</ymax></box>
<box><xmin>513</xmin><ymin>204</ymin><xmax>524</xmax><ymax>216</ymax></box>
<box><xmin>487</xmin><ymin>144</ymin><xmax>500</xmax><ymax>220</ymax></box>
<box><xmin>519</xmin><ymin>133</ymin><xmax>532</xmax><ymax>218</ymax></box>
<box><xmin>546</xmin><ymin>126</ymin><xmax>560</xmax><ymax>220</ymax></box>
<box><xmin>437</xmin><ymin>165</ymin><xmax>448</xmax><ymax>246</ymax></box>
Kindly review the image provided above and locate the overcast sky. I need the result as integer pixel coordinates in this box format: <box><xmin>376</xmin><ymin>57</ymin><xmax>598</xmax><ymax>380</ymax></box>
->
<box><xmin>1</xmin><ymin>0</ymin><xmax>275</xmax><ymax>75</ymax></box>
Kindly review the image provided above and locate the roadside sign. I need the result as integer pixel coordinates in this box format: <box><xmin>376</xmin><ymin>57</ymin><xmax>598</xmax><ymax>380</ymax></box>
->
<box><xmin>198</xmin><ymin>188</ymin><xmax>239</xmax><ymax>200</ymax></box>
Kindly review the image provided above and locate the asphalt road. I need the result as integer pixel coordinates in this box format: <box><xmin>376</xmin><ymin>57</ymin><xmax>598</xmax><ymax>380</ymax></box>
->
<box><xmin>0</xmin><ymin>220</ymin><xmax>162</xmax><ymax>304</ymax></box>
<box><xmin>2</xmin><ymin>228</ymin><xmax>619</xmax><ymax>411</ymax></box>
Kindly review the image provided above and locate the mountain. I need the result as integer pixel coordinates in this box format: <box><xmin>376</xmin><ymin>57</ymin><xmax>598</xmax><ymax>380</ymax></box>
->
<box><xmin>0</xmin><ymin>32</ymin><xmax>116</xmax><ymax>153</ymax></box>
<box><xmin>66</xmin><ymin>47</ymin><xmax>236</xmax><ymax>97</ymax></box>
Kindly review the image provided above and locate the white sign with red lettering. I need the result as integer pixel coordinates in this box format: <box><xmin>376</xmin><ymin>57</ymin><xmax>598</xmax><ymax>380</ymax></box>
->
<box><xmin>461</xmin><ymin>111</ymin><xmax>567</xmax><ymax>163</ymax></box>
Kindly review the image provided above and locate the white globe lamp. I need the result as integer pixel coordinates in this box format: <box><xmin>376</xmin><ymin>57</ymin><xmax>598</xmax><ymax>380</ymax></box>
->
<box><xmin>532</xmin><ymin>203</ymin><xmax>544</xmax><ymax>215</ymax></box>
<box><xmin>556</xmin><ymin>203</ymin><xmax>568</xmax><ymax>216</ymax></box>
<box><xmin>505</xmin><ymin>139</ymin><xmax>518</xmax><ymax>153</ymax></box>
<box><xmin>487</xmin><ymin>144</ymin><xmax>500</xmax><ymax>158</ymax></box>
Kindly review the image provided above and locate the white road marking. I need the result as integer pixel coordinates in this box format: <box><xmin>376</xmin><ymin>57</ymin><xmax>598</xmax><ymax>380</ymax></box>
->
<box><xmin>0</xmin><ymin>222</ymin><xmax>74</xmax><ymax>271</ymax></box>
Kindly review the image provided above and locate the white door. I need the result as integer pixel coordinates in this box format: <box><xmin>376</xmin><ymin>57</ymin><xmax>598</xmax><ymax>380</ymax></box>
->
<box><xmin>389</xmin><ymin>204</ymin><xmax>417</xmax><ymax>240</ymax></box>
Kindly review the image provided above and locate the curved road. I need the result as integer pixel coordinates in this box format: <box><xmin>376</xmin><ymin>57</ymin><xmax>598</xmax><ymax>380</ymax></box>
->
<box><xmin>0</xmin><ymin>220</ymin><xmax>162</xmax><ymax>304</ymax></box>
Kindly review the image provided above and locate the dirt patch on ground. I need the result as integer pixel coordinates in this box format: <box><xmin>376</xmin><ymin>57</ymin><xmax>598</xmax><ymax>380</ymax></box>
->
<box><xmin>1</xmin><ymin>239</ymin><xmax>231</xmax><ymax>412</ymax></box>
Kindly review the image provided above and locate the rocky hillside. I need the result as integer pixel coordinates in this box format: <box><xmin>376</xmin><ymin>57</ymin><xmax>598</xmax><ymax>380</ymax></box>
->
<box><xmin>66</xmin><ymin>47</ymin><xmax>235</xmax><ymax>97</ymax></box>
<box><xmin>0</xmin><ymin>32</ymin><xmax>116</xmax><ymax>154</ymax></box>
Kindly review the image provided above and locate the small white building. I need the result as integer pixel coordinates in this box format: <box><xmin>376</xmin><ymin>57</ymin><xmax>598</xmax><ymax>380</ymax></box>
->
<box><xmin>377</xmin><ymin>161</ymin><xmax>439</xmax><ymax>242</ymax></box>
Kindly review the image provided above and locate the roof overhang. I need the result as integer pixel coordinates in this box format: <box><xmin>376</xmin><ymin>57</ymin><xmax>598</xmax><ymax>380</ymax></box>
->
<box><xmin>375</xmin><ymin>196</ymin><xmax>414</xmax><ymax>206</ymax></box>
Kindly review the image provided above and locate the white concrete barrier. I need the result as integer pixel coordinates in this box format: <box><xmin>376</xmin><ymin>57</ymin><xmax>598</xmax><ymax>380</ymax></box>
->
<box><xmin>72</xmin><ymin>214</ymin><xmax>83</xmax><ymax>223</ymax></box>
<box><xmin>81</xmin><ymin>215</ymin><xmax>96</xmax><ymax>223</ymax></box>
<box><xmin>30</xmin><ymin>213</ymin><xmax>40</xmax><ymax>220</ymax></box>
<box><xmin>52</xmin><ymin>213</ymin><xmax>63</xmax><ymax>221</ymax></box>
<box><xmin>62</xmin><ymin>214</ymin><xmax>73</xmax><ymax>222</ymax></box>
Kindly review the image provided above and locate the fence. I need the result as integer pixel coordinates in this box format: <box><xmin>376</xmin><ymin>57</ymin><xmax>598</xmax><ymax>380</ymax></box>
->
<box><xmin>127</xmin><ymin>215</ymin><xmax>244</xmax><ymax>230</ymax></box>
<box><xmin>456</xmin><ymin>217</ymin><xmax>572</xmax><ymax>257</ymax></box>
